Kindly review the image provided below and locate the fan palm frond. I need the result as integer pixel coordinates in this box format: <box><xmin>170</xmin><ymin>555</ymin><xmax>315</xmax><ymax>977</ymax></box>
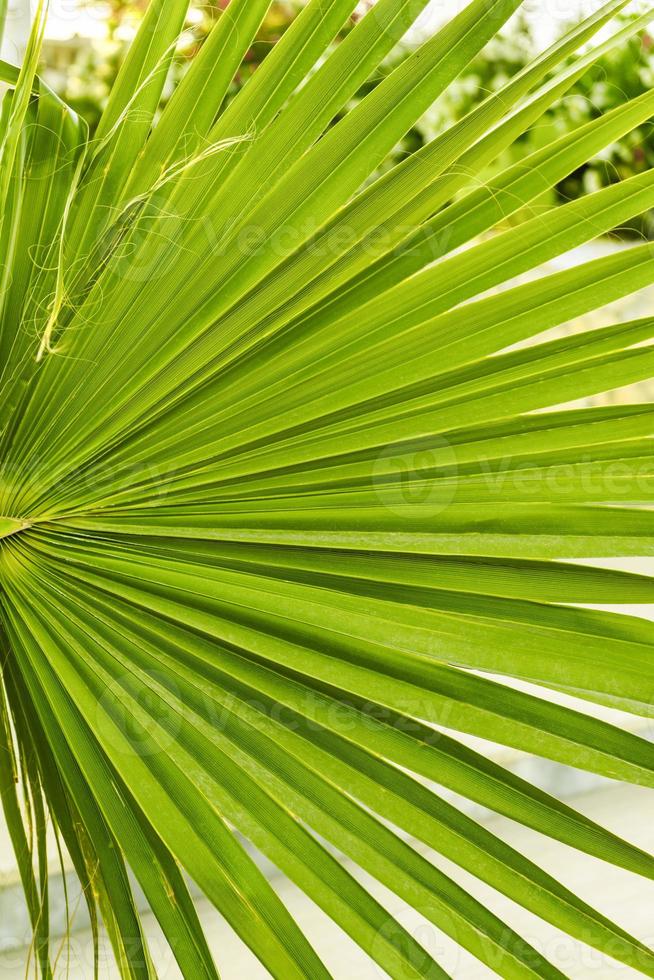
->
<box><xmin>1</xmin><ymin>0</ymin><xmax>654</xmax><ymax>976</ymax></box>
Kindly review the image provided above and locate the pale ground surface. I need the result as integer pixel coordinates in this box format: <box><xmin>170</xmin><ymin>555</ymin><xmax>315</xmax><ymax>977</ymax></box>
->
<box><xmin>1</xmin><ymin>781</ymin><xmax>652</xmax><ymax>979</ymax></box>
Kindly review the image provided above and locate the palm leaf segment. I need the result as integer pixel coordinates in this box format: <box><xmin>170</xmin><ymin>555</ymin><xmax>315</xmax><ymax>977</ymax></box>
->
<box><xmin>0</xmin><ymin>0</ymin><xmax>654</xmax><ymax>976</ymax></box>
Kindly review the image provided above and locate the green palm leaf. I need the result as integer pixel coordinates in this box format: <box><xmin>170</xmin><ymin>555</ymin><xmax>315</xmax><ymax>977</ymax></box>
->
<box><xmin>1</xmin><ymin>1</ymin><xmax>654</xmax><ymax>976</ymax></box>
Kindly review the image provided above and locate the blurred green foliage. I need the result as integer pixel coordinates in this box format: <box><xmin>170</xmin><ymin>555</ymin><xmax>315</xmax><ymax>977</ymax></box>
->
<box><xmin>411</xmin><ymin>11</ymin><xmax>654</xmax><ymax>238</ymax></box>
<box><xmin>44</xmin><ymin>2</ymin><xmax>654</xmax><ymax>236</ymax></box>
<box><xmin>45</xmin><ymin>1</ymin><xmax>317</xmax><ymax>133</ymax></box>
